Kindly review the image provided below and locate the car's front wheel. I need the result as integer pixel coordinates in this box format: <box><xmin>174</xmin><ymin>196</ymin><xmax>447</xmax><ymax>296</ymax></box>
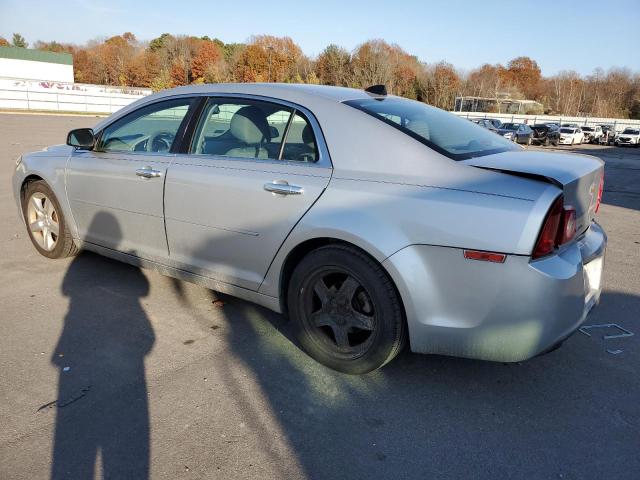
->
<box><xmin>21</xmin><ymin>180</ymin><xmax>78</xmax><ymax>259</ymax></box>
<box><xmin>287</xmin><ymin>245</ymin><xmax>406</xmax><ymax>374</ymax></box>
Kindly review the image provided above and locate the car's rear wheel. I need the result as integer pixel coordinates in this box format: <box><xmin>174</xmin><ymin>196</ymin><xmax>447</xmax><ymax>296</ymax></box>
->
<box><xmin>22</xmin><ymin>180</ymin><xmax>78</xmax><ymax>259</ymax></box>
<box><xmin>287</xmin><ymin>245</ymin><xmax>406</xmax><ymax>374</ymax></box>
<box><xmin>543</xmin><ymin>138</ymin><xmax>550</xmax><ymax>146</ymax></box>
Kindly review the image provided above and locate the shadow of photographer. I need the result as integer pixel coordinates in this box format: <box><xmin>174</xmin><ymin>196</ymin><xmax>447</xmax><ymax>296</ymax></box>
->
<box><xmin>51</xmin><ymin>212</ymin><xmax>154</xmax><ymax>480</ymax></box>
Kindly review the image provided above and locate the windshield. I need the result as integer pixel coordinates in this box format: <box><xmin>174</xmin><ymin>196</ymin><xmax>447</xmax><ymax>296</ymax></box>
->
<box><xmin>622</xmin><ymin>128</ymin><xmax>639</xmax><ymax>134</ymax></box>
<box><xmin>560</xmin><ymin>128</ymin><xmax>575</xmax><ymax>134</ymax></box>
<box><xmin>582</xmin><ymin>127</ymin><xmax>594</xmax><ymax>131</ymax></box>
<box><xmin>344</xmin><ymin>97</ymin><xmax>519</xmax><ymax>160</ymax></box>
<box><xmin>500</xmin><ymin>123</ymin><xmax>519</xmax><ymax>130</ymax></box>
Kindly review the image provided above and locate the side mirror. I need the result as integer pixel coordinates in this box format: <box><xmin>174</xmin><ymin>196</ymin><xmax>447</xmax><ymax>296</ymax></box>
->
<box><xmin>67</xmin><ymin>128</ymin><xmax>95</xmax><ymax>149</ymax></box>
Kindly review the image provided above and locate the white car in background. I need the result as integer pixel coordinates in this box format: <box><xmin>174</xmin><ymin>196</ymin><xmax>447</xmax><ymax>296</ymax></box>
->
<box><xmin>559</xmin><ymin>127</ymin><xmax>585</xmax><ymax>145</ymax></box>
<box><xmin>581</xmin><ymin>126</ymin><xmax>603</xmax><ymax>144</ymax></box>
<box><xmin>615</xmin><ymin>128</ymin><xmax>640</xmax><ymax>147</ymax></box>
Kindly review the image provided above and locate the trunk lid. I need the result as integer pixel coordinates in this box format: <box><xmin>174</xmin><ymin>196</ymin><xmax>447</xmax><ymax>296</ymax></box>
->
<box><xmin>462</xmin><ymin>150</ymin><xmax>604</xmax><ymax>234</ymax></box>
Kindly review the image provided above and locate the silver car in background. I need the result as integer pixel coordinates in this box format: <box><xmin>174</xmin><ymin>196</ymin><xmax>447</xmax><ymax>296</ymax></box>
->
<box><xmin>13</xmin><ymin>83</ymin><xmax>606</xmax><ymax>374</ymax></box>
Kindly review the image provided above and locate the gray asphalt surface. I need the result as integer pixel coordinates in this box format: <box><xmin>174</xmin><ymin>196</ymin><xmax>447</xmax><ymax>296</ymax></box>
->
<box><xmin>1</xmin><ymin>113</ymin><xmax>639</xmax><ymax>480</ymax></box>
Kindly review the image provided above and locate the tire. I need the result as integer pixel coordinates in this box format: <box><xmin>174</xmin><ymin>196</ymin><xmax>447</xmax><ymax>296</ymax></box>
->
<box><xmin>543</xmin><ymin>138</ymin><xmax>550</xmax><ymax>147</ymax></box>
<box><xmin>21</xmin><ymin>180</ymin><xmax>79</xmax><ymax>259</ymax></box>
<box><xmin>571</xmin><ymin>138</ymin><xmax>575</xmax><ymax>146</ymax></box>
<box><xmin>527</xmin><ymin>136</ymin><xmax>532</xmax><ymax>146</ymax></box>
<box><xmin>287</xmin><ymin>245</ymin><xmax>406</xmax><ymax>374</ymax></box>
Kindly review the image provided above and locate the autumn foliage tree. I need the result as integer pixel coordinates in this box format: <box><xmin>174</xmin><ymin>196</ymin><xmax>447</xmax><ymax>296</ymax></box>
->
<box><xmin>8</xmin><ymin>30</ymin><xmax>637</xmax><ymax>117</ymax></box>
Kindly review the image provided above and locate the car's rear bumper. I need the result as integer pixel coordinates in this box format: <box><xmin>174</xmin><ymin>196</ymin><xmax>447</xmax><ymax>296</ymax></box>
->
<box><xmin>383</xmin><ymin>222</ymin><xmax>606</xmax><ymax>362</ymax></box>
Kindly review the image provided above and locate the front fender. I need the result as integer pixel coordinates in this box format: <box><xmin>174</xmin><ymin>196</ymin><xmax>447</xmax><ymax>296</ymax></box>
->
<box><xmin>12</xmin><ymin>146</ymin><xmax>79</xmax><ymax>239</ymax></box>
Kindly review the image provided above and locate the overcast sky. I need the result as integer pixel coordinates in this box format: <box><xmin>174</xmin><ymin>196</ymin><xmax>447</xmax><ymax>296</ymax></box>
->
<box><xmin>1</xmin><ymin>0</ymin><xmax>639</xmax><ymax>76</ymax></box>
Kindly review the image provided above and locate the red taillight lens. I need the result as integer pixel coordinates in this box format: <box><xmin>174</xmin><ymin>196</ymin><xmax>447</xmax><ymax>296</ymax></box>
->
<box><xmin>595</xmin><ymin>174</ymin><xmax>604</xmax><ymax>213</ymax></box>
<box><xmin>532</xmin><ymin>196</ymin><xmax>563</xmax><ymax>259</ymax></box>
<box><xmin>558</xmin><ymin>205</ymin><xmax>576</xmax><ymax>245</ymax></box>
<box><xmin>532</xmin><ymin>196</ymin><xmax>577</xmax><ymax>259</ymax></box>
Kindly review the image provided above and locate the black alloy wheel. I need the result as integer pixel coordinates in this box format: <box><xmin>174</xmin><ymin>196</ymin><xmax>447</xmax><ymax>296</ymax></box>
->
<box><xmin>288</xmin><ymin>245</ymin><xmax>406</xmax><ymax>374</ymax></box>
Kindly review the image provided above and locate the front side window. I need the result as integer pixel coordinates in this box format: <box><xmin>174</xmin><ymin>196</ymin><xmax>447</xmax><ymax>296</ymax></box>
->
<box><xmin>345</xmin><ymin>97</ymin><xmax>519</xmax><ymax>160</ymax></box>
<box><xmin>98</xmin><ymin>98</ymin><xmax>193</xmax><ymax>153</ymax></box>
<box><xmin>191</xmin><ymin>98</ymin><xmax>318</xmax><ymax>162</ymax></box>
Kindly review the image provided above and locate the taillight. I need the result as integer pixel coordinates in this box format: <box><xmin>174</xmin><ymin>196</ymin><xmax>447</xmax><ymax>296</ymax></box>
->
<box><xmin>558</xmin><ymin>205</ymin><xmax>576</xmax><ymax>245</ymax></box>
<box><xmin>595</xmin><ymin>173</ymin><xmax>604</xmax><ymax>213</ymax></box>
<box><xmin>532</xmin><ymin>196</ymin><xmax>577</xmax><ymax>259</ymax></box>
<box><xmin>532</xmin><ymin>196</ymin><xmax>563</xmax><ymax>259</ymax></box>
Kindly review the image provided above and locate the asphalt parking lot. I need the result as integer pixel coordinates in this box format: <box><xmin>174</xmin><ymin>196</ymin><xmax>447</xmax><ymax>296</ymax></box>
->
<box><xmin>1</xmin><ymin>113</ymin><xmax>639</xmax><ymax>480</ymax></box>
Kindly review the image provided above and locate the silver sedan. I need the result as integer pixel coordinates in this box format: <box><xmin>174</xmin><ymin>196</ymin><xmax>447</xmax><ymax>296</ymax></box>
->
<box><xmin>12</xmin><ymin>84</ymin><xmax>607</xmax><ymax>374</ymax></box>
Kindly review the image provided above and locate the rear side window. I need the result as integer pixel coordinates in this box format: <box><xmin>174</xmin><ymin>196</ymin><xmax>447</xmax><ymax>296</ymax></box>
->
<box><xmin>281</xmin><ymin>112</ymin><xmax>318</xmax><ymax>163</ymax></box>
<box><xmin>191</xmin><ymin>98</ymin><xmax>318</xmax><ymax>163</ymax></box>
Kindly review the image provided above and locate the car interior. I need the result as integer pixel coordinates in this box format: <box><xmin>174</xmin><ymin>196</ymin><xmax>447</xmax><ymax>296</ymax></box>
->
<box><xmin>192</xmin><ymin>101</ymin><xmax>318</xmax><ymax>162</ymax></box>
<box><xmin>98</xmin><ymin>98</ymin><xmax>319</xmax><ymax>163</ymax></box>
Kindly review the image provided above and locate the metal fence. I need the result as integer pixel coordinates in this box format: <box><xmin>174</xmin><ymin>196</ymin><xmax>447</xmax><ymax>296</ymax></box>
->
<box><xmin>452</xmin><ymin>111</ymin><xmax>640</xmax><ymax>133</ymax></box>
<box><xmin>0</xmin><ymin>77</ymin><xmax>151</xmax><ymax>114</ymax></box>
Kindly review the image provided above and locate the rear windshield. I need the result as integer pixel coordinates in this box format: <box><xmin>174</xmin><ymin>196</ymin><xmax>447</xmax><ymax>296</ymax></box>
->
<box><xmin>622</xmin><ymin>128</ymin><xmax>639</xmax><ymax>134</ymax></box>
<box><xmin>560</xmin><ymin>128</ymin><xmax>575</xmax><ymax>133</ymax></box>
<box><xmin>344</xmin><ymin>97</ymin><xmax>519</xmax><ymax>160</ymax></box>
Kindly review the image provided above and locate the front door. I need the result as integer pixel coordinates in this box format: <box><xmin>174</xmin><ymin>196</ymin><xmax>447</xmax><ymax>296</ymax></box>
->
<box><xmin>164</xmin><ymin>97</ymin><xmax>331</xmax><ymax>291</ymax></box>
<box><xmin>66</xmin><ymin>97</ymin><xmax>195</xmax><ymax>261</ymax></box>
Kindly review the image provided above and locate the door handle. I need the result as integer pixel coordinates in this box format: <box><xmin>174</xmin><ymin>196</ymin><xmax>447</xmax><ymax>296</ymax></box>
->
<box><xmin>136</xmin><ymin>166</ymin><xmax>163</xmax><ymax>179</ymax></box>
<box><xmin>264</xmin><ymin>181</ymin><xmax>304</xmax><ymax>196</ymax></box>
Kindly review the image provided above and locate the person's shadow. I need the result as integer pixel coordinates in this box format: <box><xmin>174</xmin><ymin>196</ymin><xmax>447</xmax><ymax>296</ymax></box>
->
<box><xmin>50</xmin><ymin>212</ymin><xmax>154</xmax><ymax>479</ymax></box>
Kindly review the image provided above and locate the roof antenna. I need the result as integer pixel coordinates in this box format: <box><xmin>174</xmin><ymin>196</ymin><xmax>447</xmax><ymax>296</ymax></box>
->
<box><xmin>365</xmin><ymin>84</ymin><xmax>387</xmax><ymax>96</ymax></box>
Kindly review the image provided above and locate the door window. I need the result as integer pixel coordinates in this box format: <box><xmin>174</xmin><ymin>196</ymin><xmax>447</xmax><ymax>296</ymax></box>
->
<box><xmin>191</xmin><ymin>98</ymin><xmax>318</xmax><ymax>163</ymax></box>
<box><xmin>281</xmin><ymin>112</ymin><xmax>318</xmax><ymax>162</ymax></box>
<box><xmin>97</xmin><ymin>98</ymin><xmax>193</xmax><ymax>153</ymax></box>
<box><xmin>191</xmin><ymin>99</ymin><xmax>290</xmax><ymax>160</ymax></box>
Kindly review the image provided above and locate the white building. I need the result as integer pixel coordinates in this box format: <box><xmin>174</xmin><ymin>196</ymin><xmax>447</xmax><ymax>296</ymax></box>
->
<box><xmin>0</xmin><ymin>46</ymin><xmax>74</xmax><ymax>82</ymax></box>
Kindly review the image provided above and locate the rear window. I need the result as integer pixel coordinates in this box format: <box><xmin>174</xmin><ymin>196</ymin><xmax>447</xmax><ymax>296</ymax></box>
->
<box><xmin>344</xmin><ymin>97</ymin><xmax>519</xmax><ymax>160</ymax></box>
<box><xmin>622</xmin><ymin>129</ymin><xmax>639</xmax><ymax>135</ymax></box>
<box><xmin>560</xmin><ymin>128</ymin><xmax>575</xmax><ymax>133</ymax></box>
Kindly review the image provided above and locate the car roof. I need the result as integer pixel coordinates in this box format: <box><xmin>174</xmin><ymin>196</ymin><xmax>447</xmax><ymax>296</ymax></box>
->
<box><xmin>149</xmin><ymin>83</ymin><xmax>371</xmax><ymax>104</ymax></box>
<box><xmin>93</xmin><ymin>83</ymin><xmax>374</xmax><ymax>132</ymax></box>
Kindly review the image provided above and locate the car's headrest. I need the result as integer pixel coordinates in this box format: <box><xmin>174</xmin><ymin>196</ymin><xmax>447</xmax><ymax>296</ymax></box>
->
<box><xmin>302</xmin><ymin>123</ymin><xmax>315</xmax><ymax>145</ymax></box>
<box><xmin>230</xmin><ymin>106</ymin><xmax>271</xmax><ymax>144</ymax></box>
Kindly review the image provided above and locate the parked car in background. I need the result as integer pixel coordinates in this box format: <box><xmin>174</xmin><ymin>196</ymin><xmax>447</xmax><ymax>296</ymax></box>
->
<box><xmin>600</xmin><ymin>125</ymin><xmax>617</xmax><ymax>144</ymax></box>
<box><xmin>531</xmin><ymin>124</ymin><xmax>560</xmax><ymax>146</ymax></box>
<box><xmin>482</xmin><ymin>118</ymin><xmax>503</xmax><ymax>129</ymax></box>
<box><xmin>581</xmin><ymin>125</ymin><xmax>603</xmax><ymax>144</ymax></box>
<box><xmin>12</xmin><ymin>83</ymin><xmax>607</xmax><ymax>373</ymax></box>
<box><xmin>615</xmin><ymin>127</ymin><xmax>640</xmax><ymax>147</ymax></box>
<box><xmin>559</xmin><ymin>127</ymin><xmax>585</xmax><ymax>145</ymax></box>
<box><xmin>476</xmin><ymin>119</ymin><xmax>500</xmax><ymax>133</ymax></box>
<box><xmin>497</xmin><ymin>123</ymin><xmax>534</xmax><ymax>144</ymax></box>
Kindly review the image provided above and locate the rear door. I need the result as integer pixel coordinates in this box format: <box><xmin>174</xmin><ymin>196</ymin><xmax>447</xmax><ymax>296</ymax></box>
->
<box><xmin>164</xmin><ymin>96</ymin><xmax>332</xmax><ymax>290</ymax></box>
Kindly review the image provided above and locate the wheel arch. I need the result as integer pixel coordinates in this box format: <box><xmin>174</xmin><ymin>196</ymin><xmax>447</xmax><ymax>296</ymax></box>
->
<box><xmin>276</xmin><ymin>237</ymin><xmax>407</xmax><ymax>326</ymax></box>
<box><xmin>20</xmin><ymin>174</ymin><xmax>45</xmax><ymax>200</ymax></box>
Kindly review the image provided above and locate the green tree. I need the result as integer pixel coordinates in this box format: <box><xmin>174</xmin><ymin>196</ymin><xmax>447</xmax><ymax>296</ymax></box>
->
<box><xmin>149</xmin><ymin>33</ymin><xmax>173</xmax><ymax>52</ymax></box>
<box><xmin>12</xmin><ymin>33</ymin><xmax>27</xmax><ymax>48</ymax></box>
